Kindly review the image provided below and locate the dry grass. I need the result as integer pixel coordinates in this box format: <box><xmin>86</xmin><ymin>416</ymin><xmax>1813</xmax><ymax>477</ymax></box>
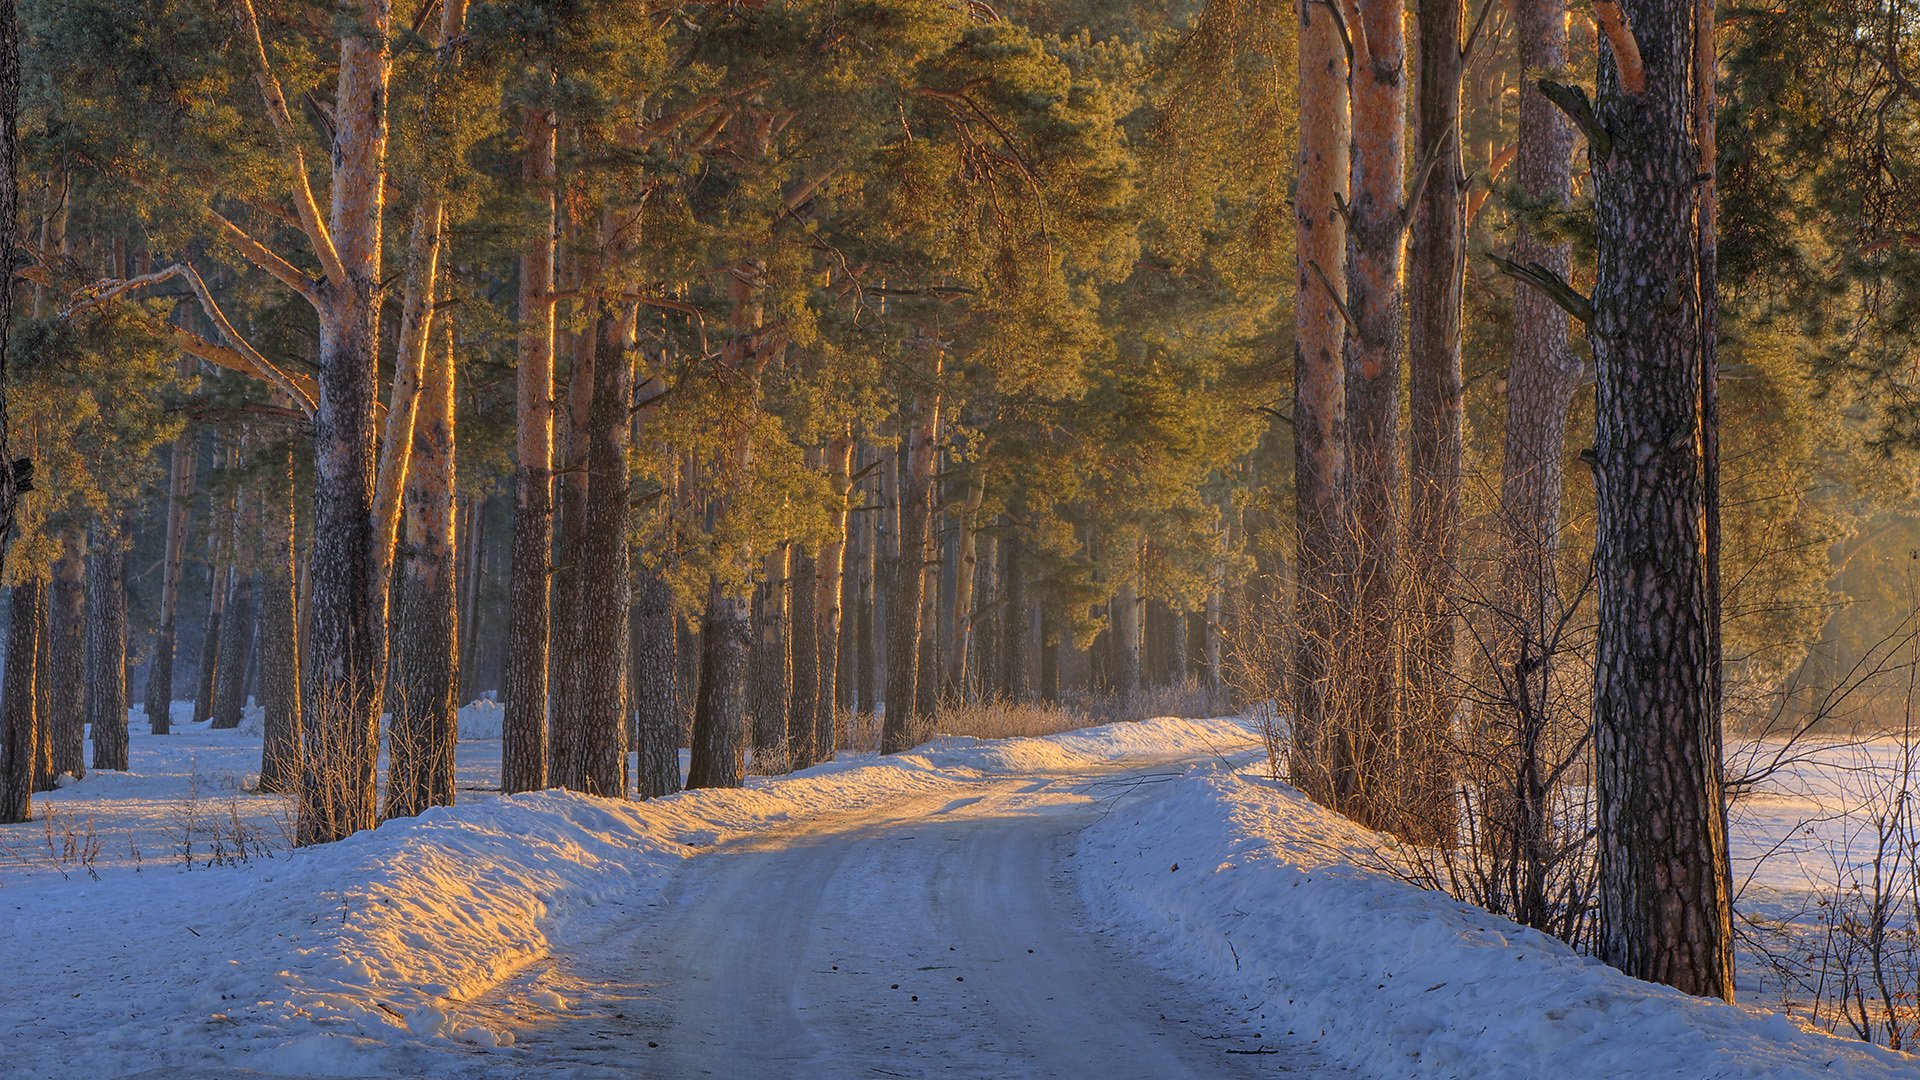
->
<box><xmin>831</xmin><ymin>683</ymin><xmax>1234</xmax><ymax>754</ymax></box>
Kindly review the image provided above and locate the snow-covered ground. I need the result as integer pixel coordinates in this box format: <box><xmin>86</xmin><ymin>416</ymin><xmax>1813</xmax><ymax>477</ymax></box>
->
<box><xmin>2</xmin><ymin>709</ymin><xmax>1915</xmax><ymax>1077</ymax></box>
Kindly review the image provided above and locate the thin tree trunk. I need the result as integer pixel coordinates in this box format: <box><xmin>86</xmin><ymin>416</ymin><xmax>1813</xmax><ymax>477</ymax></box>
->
<box><xmin>814</xmin><ymin>433</ymin><xmax>852</xmax><ymax>761</ymax></box>
<box><xmin>1039</xmin><ymin>604</ymin><xmax>1060</xmax><ymax>703</ymax></box>
<box><xmin>86</xmin><ymin>523</ymin><xmax>129</xmax><ymax>772</ymax></box>
<box><xmin>388</xmin><ymin>324</ymin><xmax>460</xmax><ymax>817</ymax></box>
<box><xmin>883</xmin><ymin>359</ymin><xmax>942</xmax><ymax>754</ymax></box>
<box><xmin>501</xmin><ymin>103</ymin><xmax>558</xmax><ymax>796</ymax></box>
<box><xmin>1115</xmin><ymin>567</ymin><xmax>1142</xmax><ymax>709</ymax></box>
<box><xmin>974</xmin><ymin>528</ymin><xmax>999</xmax><ymax>702</ymax></box>
<box><xmin>146</xmin><ymin>433</ymin><xmax>197</xmax><ymax>734</ymax></box>
<box><xmin>1404</xmin><ymin>0</ymin><xmax>1466</xmax><ymax>845</ymax></box>
<box><xmin>194</xmin><ymin>476</ymin><xmax>233</xmax><ymax>727</ymax></box>
<box><xmin>457</xmin><ymin>493</ymin><xmax>486</xmax><ymax>702</ymax></box>
<box><xmin>48</xmin><ymin>533</ymin><xmax>85</xmax><ymax>777</ymax></box>
<box><xmin>788</xmin><ymin>528</ymin><xmax>818</xmax><ymax>769</ymax></box>
<box><xmin>948</xmin><ymin>465</ymin><xmax>985</xmax><ymax>699</ymax></box>
<box><xmin>1001</xmin><ymin>531</ymin><xmax>1030</xmax><ymax>701</ymax></box>
<box><xmin>549</xmin><ymin>303</ymin><xmax>596</xmax><ymax>781</ymax></box>
<box><xmin>258</xmin><ymin>444</ymin><xmax>301</xmax><ymax>794</ymax></box>
<box><xmin>1289</xmin><ymin>0</ymin><xmax>1351</xmax><ymax>808</ymax></box>
<box><xmin>870</xmin><ymin>442</ymin><xmax>897</xmax><ymax>720</ymax></box>
<box><xmin>210</xmin><ymin>570</ymin><xmax>255</xmax><ymax>729</ymax></box>
<box><xmin>0</xmin><ymin>581</ymin><xmax>41</xmax><ymax>821</ymax></box>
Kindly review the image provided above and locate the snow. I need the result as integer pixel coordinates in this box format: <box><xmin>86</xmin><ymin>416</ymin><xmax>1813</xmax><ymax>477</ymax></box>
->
<box><xmin>3</xmin><ymin>709</ymin><xmax>1914</xmax><ymax>1077</ymax></box>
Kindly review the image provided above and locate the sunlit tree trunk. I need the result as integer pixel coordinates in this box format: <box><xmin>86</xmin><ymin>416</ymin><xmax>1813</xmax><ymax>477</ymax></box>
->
<box><xmin>749</xmin><ymin>545</ymin><xmax>791</xmax><ymax>771</ymax></box>
<box><xmin>1588</xmin><ymin>0</ymin><xmax>1734</xmax><ymax>999</ymax></box>
<box><xmin>633</xmin><ymin>564</ymin><xmax>680</xmax><ymax>798</ymax></box>
<box><xmin>388</xmin><ymin>326</ymin><xmax>459</xmax><ymax>817</ymax></box>
<box><xmin>1289</xmin><ymin>0</ymin><xmax>1350</xmax><ymax>806</ymax></box>
<box><xmin>1338</xmin><ymin>0</ymin><xmax>1408</xmax><ymax>832</ymax></box>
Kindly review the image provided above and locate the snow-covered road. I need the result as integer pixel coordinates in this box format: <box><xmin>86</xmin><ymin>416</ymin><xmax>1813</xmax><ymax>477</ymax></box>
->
<box><xmin>464</xmin><ymin>767</ymin><xmax>1346</xmax><ymax>1078</ymax></box>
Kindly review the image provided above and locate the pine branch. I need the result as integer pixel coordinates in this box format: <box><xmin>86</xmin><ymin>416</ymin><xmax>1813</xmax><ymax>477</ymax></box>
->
<box><xmin>205</xmin><ymin>207</ymin><xmax>320</xmax><ymax>306</ymax></box>
<box><xmin>1591</xmin><ymin>0</ymin><xmax>1647</xmax><ymax>95</ymax></box>
<box><xmin>1487</xmin><ymin>253</ymin><xmax>1593</xmax><ymax>326</ymax></box>
<box><xmin>231</xmin><ymin>0</ymin><xmax>346</xmax><ymax>290</ymax></box>
<box><xmin>1537</xmin><ymin>80</ymin><xmax>1611</xmax><ymax>160</ymax></box>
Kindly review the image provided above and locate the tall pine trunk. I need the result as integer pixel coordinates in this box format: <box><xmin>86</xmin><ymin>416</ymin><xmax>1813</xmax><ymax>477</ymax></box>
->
<box><xmin>501</xmin><ymin>104</ymin><xmax>558</xmax><ymax>795</ymax></box>
<box><xmin>1587</xmin><ymin>0</ymin><xmax>1733</xmax><ymax>998</ymax></box>
<box><xmin>1000</xmin><ymin>530</ymin><xmax>1030</xmax><ymax>701</ymax></box>
<box><xmin>1289</xmin><ymin>0</ymin><xmax>1350</xmax><ymax>806</ymax></box>
<box><xmin>1403</xmin><ymin>0</ymin><xmax>1466</xmax><ymax>845</ymax></box>
<box><xmin>549</xmin><ymin>309</ymin><xmax>596</xmax><ymax>778</ymax></box>
<box><xmin>388</xmin><ymin>326</ymin><xmax>460</xmax><ymax>817</ymax></box>
<box><xmin>788</xmin><ymin>534</ymin><xmax>818</xmax><ymax>769</ymax></box>
<box><xmin>86</xmin><ymin>523</ymin><xmax>129</xmax><ymax>772</ymax></box>
<box><xmin>882</xmin><ymin>362</ymin><xmax>941</xmax><ymax>754</ymax></box>
<box><xmin>48</xmin><ymin>534</ymin><xmax>85</xmax><ymax>777</ymax></box>
<box><xmin>813</xmin><ymin>434</ymin><xmax>852</xmax><ymax>760</ymax></box>
<box><xmin>1338</xmin><ymin>0</ymin><xmax>1408</xmax><ymax>833</ymax></box>
<box><xmin>145</xmin><ymin>434</ymin><xmax>197</xmax><ymax>734</ymax></box>
<box><xmin>297</xmin><ymin>1</ymin><xmax>393</xmax><ymax>845</ymax></box>
<box><xmin>211</xmin><ymin>570</ymin><xmax>255</xmax><ymax>729</ymax></box>
<box><xmin>258</xmin><ymin>445</ymin><xmax>302</xmax><ymax>794</ymax></box>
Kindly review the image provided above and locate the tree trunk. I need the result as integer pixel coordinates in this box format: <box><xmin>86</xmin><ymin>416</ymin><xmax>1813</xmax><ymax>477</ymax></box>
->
<box><xmin>387</xmin><ymin>325</ymin><xmax>460</xmax><ymax>817</ymax></box>
<box><xmin>193</xmin><ymin>485</ymin><xmax>232</xmax><ymax>728</ymax></box>
<box><xmin>749</xmin><ymin>545</ymin><xmax>791</xmax><ymax>771</ymax></box>
<box><xmin>48</xmin><ymin>534</ymin><xmax>85</xmax><ymax>777</ymax></box>
<box><xmin>788</xmin><ymin>531</ymin><xmax>818</xmax><ymax>770</ymax></box>
<box><xmin>0</xmin><ymin>581</ymin><xmax>40</xmax><ymax>821</ymax></box>
<box><xmin>857</xmin><ymin>448</ymin><xmax>881</xmax><ymax>718</ymax></box>
<box><xmin>633</xmin><ymin>565</ymin><xmax>680</xmax><ymax>798</ymax></box>
<box><xmin>210</xmin><ymin>570</ymin><xmax>255</xmax><ymax>729</ymax></box>
<box><xmin>145</xmin><ymin>433</ymin><xmax>197</xmax><ymax>734</ymax></box>
<box><xmin>553</xmin><ymin>299</ymin><xmax>632</xmax><ymax>797</ymax></box>
<box><xmin>688</xmin><ymin>579</ymin><xmax>751</xmax><ymax>789</ymax></box>
<box><xmin>298</xmin><ymin>1</ymin><xmax>394</xmax><ymax>846</ymax></box>
<box><xmin>548</xmin><ymin>305</ymin><xmax>596</xmax><ymax>781</ymax></box>
<box><xmin>501</xmin><ymin>104</ymin><xmax>558</xmax><ymax>796</ymax></box>
<box><xmin>1403</xmin><ymin>0</ymin><xmax>1466</xmax><ymax>845</ymax></box>
<box><xmin>1001</xmin><ymin>531</ymin><xmax>1031</xmax><ymax>701</ymax></box>
<box><xmin>871</xmin><ymin>442</ymin><xmax>897</xmax><ymax>720</ymax></box>
<box><xmin>1114</xmin><ymin>575</ymin><xmax>1142</xmax><ymax>709</ymax></box>
<box><xmin>258</xmin><ymin>445</ymin><xmax>302</xmax><ymax>794</ymax></box>
<box><xmin>457</xmin><ymin>493</ymin><xmax>486</xmax><ymax>702</ymax></box>
<box><xmin>86</xmin><ymin>523</ymin><xmax>129</xmax><ymax>772</ymax></box>
<box><xmin>973</xmin><ymin>529</ymin><xmax>999</xmax><ymax>702</ymax></box>
<box><xmin>1337</xmin><ymin>0</ymin><xmax>1408</xmax><ymax>833</ymax></box>
<box><xmin>882</xmin><ymin>363</ymin><xmax>941</xmax><ymax>754</ymax></box>
<box><xmin>1587</xmin><ymin>0</ymin><xmax>1733</xmax><ymax>998</ymax></box>
<box><xmin>913</xmin><ymin>485</ymin><xmax>941</xmax><ymax>725</ymax></box>
<box><xmin>1039</xmin><ymin>603</ymin><xmax>1060</xmax><ymax>703</ymax></box>
<box><xmin>0</xmin><ymin>0</ymin><xmax>21</xmax><ymax>593</ymax></box>
<box><xmin>813</xmin><ymin>433</ymin><xmax>852</xmax><ymax>760</ymax></box>
<box><xmin>1289</xmin><ymin>0</ymin><xmax>1351</xmax><ymax>808</ymax></box>
<box><xmin>948</xmin><ymin>465</ymin><xmax>985</xmax><ymax>700</ymax></box>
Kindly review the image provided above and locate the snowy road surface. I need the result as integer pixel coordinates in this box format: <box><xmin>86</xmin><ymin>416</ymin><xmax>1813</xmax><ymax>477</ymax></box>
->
<box><xmin>461</xmin><ymin>766</ymin><xmax>1348</xmax><ymax>1078</ymax></box>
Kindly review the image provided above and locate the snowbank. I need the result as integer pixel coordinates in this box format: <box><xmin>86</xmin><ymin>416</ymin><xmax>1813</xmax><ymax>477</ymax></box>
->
<box><xmin>1077</xmin><ymin>760</ymin><xmax>1920</xmax><ymax>1079</ymax></box>
<box><xmin>0</xmin><ymin>715</ymin><xmax>1250</xmax><ymax>1077</ymax></box>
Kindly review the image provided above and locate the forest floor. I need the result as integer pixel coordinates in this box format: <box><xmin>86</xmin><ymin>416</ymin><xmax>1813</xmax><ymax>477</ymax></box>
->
<box><xmin>1</xmin><ymin>711</ymin><xmax>1916</xmax><ymax>1078</ymax></box>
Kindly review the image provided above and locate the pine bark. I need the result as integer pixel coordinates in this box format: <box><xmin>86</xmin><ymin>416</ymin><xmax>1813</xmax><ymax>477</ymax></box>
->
<box><xmin>193</xmin><ymin>496</ymin><xmax>231</xmax><ymax>728</ymax></box>
<box><xmin>0</xmin><ymin>581</ymin><xmax>40</xmax><ymax>821</ymax></box>
<box><xmin>1403</xmin><ymin>0</ymin><xmax>1467</xmax><ymax>844</ymax></box>
<box><xmin>501</xmin><ymin>104</ymin><xmax>558</xmax><ymax>795</ymax></box>
<box><xmin>1000</xmin><ymin>532</ymin><xmax>1031</xmax><ymax>701</ymax></box>
<box><xmin>749</xmin><ymin>545</ymin><xmax>791</xmax><ymax>770</ymax></box>
<box><xmin>549</xmin><ymin>310</ymin><xmax>596</xmax><ymax>776</ymax></box>
<box><xmin>688</xmin><ymin>579</ymin><xmax>751</xmax><ymax>789</ymax></box>
<box><xmin>1588</xmin><ymin>0</ymin><xmax>1734</xmax><ymax>999</ymax></box>
<box><xmin>257</xmin><ymin>446</ymin><xmax>302</xmax><ymax>794</ymax></box>
<box><xmin>298</xmin><ymin>0</ymin><xmax>393</xmax><ymax>845</ymax></box>
<box><xmin>1337</xmin><ymin>0</ymin><xmax>1409</xmax><ymax>832</ymax></box>
<box><xmin>948</xmin><ymin>466</ymin><xmax>985</xmax><ymax>700</ymax></box>
<box><xmin>387</xmin><ymin>326</ymin><xmax>459</xmax><ymax>817</ymax></box>
<box><xmin>553</xmin><ymin>300</ymin><xmax>633</xmax><ymax>797</ymax></box>
<box><xmin>48</xmin><ymin>534</ymin><xmax>85</xmax><ymax>777</ymax></box>
<box><xmin>86</xmin><ymin>523</ymin><xmax>129</xmax><ymax>772</ymax></box>
<box><xmin>632</xmin><ymin>565</ymin><xmax>681</xmax><ymax>798</ymax></box>
<box><xmin>973</xmin><ymin>529</ymin><xmax>999</xmax><ymax>702</ymax></box>
<box><xmin>1289</xmin><ymin>0</ymin><xmax>1350</xmax><ymax>806</ymax></box>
